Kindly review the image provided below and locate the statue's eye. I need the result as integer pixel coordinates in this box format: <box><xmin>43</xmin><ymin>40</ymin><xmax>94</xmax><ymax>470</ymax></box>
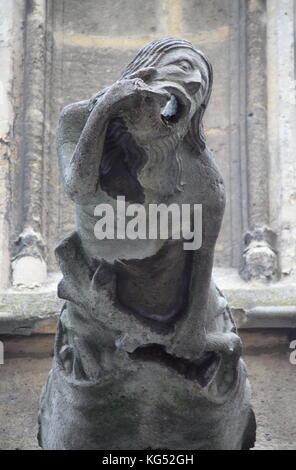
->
<box><xmin>178</xmin><ymin>60</ymin><xmax>192</xmax><ymax>71</ymax></box>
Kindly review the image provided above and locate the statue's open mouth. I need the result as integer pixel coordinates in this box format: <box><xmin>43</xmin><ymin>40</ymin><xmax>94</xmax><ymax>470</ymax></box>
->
<box><xmin>160</xmin><ymin>94</ymin><xmax>183</xmax><ymax>125</ymax></box>
<box><xmin>129</xmin><ymin>343</ymin><xmax>220</xmax><ymax>388</ymax></box>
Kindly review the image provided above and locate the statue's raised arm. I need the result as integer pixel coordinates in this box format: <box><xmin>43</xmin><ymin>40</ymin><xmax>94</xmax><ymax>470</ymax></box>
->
<box><xmin>57</xmin><ymin>73</ymin><xmax>170</xmax><ymax>204</ymax></box>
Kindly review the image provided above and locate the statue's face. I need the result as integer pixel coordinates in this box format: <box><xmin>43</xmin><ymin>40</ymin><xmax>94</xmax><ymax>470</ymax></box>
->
<box><xmin>100</xmin><ymin>47</ymin><xmax>208</xmax><ymax>202</ymax></box>
<box><xmin>123</xmin><ymin>48</ymin><xmax>205</xmax><ymax>142</ymax></box>
<box><xmin>153</xmin><ymin>48</ymin><xmax>203</xmax><ymax>110</ymax></box>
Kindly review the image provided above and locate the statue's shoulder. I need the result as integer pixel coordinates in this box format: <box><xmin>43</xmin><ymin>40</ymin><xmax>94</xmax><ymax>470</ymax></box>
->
<box><xmin>59</xmin><ymin>99</ymin><xmax>90</xmax><ymax>126</ymax></box>
<box><xmin>58</xmin><ymin>99</ymin><xmax>90</xmax><ymax>143</ymax></box>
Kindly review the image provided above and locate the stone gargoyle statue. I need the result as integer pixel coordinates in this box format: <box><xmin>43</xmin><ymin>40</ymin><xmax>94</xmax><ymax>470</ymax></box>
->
<box><xmin>38</xmin><ymin>37</ymin><xmax>256</xmax><ymax>450</ymax></box>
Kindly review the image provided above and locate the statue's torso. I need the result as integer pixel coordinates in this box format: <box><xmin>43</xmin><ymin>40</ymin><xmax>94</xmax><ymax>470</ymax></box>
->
<box><xmin>75</xmin><ymin>147</ymin><xmax>225</xmax><ymax>321</ymax></box>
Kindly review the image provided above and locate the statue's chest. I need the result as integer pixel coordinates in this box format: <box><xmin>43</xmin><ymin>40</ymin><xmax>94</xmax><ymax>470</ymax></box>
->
<box><xmin>115</xmin><ymin>240</ymin><xmax>192</xmax><ymax>323</ymax></box>
<box><xmin>170</xmin><ymin>156</ymin><xmax>225</xmax><ymax>209</ymax></box>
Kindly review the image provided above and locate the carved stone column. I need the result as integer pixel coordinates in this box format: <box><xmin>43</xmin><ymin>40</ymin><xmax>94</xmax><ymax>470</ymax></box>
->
<box><xmin>266</xmin><ymin>0</ymin><xmax>296</xmax><ymax>278</ymax></box>
<box><xmin>11</xmin><ymin>0</ymin><xmax>48</xmax><ymax>287</ymax></box>
<box><xmin>0</xmin><ymin>1</ymin><xmax>14</xmax><ymax>289</ymax></box>
<box><xmin>240</xmin><ymin>0</ymin><xmax>278</xmax><ymax>282</ymax></box>
<box><xmin>0</xmin><ymin>0</ymin><xmax>25</xmax><ymax>289</ymax></box>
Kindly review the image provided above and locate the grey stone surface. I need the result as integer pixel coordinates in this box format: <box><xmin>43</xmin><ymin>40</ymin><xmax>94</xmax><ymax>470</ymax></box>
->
<box><xmin>245</xmin><ymin>0</ymin><xmax>269</xmax><ymax>228</ymax></box>
<box><xmin>61</xmin><ymin>46</ymin><xmax>140</xmax><ymax>103</ymax></box>
<box><xmin>0</xmin><ymin>348</ymin><xmax>294</xmax><ymax>450</ymax></box>
<box><xmin>61</xmin><ymin>0</ymin><xmax>167</xmax><ymax>36</ymax></box>
<box><xmin>182</xmin><ymin>0</ymin><xmax>231</xmax><ymax>33</ymax></box>
<box><xmin>38</xmin><ymin>38</ymin><xmax>255</xmax><ymax>450</ymax></box>
<box><xmin>0</xmin><ymin>0</ymin><xmax>24</xmax><ymax>289</ymax></box>
<box><xmin>266</xmin><ymin>0</ymin><xmax>296</xmax><ymax>278</ymax></box>
<box><xmin>10</xmin><ymin>1</ymin><xmax>48</xmax><ymax>287</ymax></box>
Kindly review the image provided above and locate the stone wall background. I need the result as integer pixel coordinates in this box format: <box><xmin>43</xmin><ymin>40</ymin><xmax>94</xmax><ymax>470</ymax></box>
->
<box><xmin>0</xmin><ymin>0</ymin><xmax>296</xmax><ymax>288</ymax></box>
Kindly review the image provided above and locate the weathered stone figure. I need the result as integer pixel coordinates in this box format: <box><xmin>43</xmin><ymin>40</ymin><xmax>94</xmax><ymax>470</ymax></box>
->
<box><xmin>38</xmin><ymin>38</ymin><xmax>256</xmax><ymax>450</ymax></box>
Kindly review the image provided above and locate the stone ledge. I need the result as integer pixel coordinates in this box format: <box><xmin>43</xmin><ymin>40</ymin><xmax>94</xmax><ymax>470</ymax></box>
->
<box><xmin>213</xmin><ymin>268</ymin><xmax>296</xmax><ymax>328</ymax></box>
<box><xmin>0</xmin><ymin>330</ymin><xmax>290</xmax><ymax>359</ymax></box>
<box><xmin>0</xmin><ymin>273</ymin><xmax>62</xmax><ymax>335</ymax></box>
<box><xmin>0</xmin><ymin>334</ymin><xmax>54</xmax><ymax>358</ymax></box>
<box><xmin>0</xmin><ymin>269</ymin><xmax>296</xmax><ymax>335</ymax></box>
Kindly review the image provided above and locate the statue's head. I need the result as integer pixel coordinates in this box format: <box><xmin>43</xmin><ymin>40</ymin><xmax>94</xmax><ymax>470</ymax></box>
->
<box><xmin>120</xmin><ymin>37</ymin><xmax>213</xmax><ymax>153</ymax></box>
<box><xmin>98</xmin><ymin>38</ymin><xmax>214</xmax><ymax>201</ymax></box>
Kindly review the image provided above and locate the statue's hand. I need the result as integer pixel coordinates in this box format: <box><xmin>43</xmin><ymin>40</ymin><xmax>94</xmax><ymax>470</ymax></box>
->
<box><xmin>108</xmin><ymin>76</ymin><xmax>152</xmax><ymax>100</ymax></box>
<box><xmin>111</xmin><ymin>78</ymin><xmax>162</xmax><ymax>106</ymax></box>
<box><xmin>99</xmin><ymin>76</ymin><xmax>170</xmax><ymax>116</ymax></box>
<box><xmin>125</xmin><ymin>66</ymin><xmax>158</xmax><ymax>82</ymax></box>
<box><xmin>88</xmin><ymin>67</ymin><xmax>158</xmax><ymax>112</ymax></box>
